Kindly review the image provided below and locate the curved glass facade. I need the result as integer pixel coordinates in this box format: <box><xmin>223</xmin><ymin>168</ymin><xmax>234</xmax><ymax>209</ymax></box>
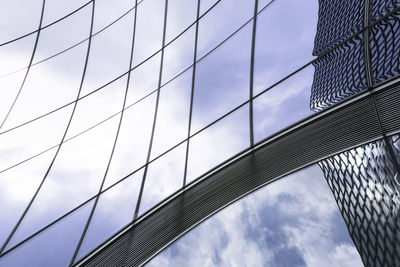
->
<box><xmin>0</xmin><ymin>0</ymin><xmax>399</xmax><ymax>266</ymax></box>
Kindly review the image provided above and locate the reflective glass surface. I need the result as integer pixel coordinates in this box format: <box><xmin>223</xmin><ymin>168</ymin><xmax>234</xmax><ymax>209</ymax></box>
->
<box><xmin>1</xmin><ymin>0</ymin><xmax>399</xmax><ymax>265</ymax></box>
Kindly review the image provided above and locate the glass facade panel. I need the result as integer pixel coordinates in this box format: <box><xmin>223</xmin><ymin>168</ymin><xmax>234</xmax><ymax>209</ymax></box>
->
<box><xmin>82</xmin><ymin>9</ymin><xmax>134</xmax><ymax>95</ymax></box>
<box><xmin>192</xmin><ymin>24</ymin><xmax>251</xmax><ymax>133</ymax></box>
<box><xmin>151</xmin><ymin>69</ymin><xmax>192</xmax><ymax>160</ymax></box>
<box><xmin>0</xmin><ymin>0</ymin><xmax>43</xmax><ymax>43</ymax></box>
<box><xmin>165</xmin><ymin>0</ymin><xmax>197</xmax><ymax>44</ymax></box>
<box><xmin>104</xmin><ymin>94</ymin><xmax>156</xmax><ymax>188</ymax></box>
<box><xmin>138</xmin><ymin>143</ymin><xmax>186</xmax><ymax>216</ymax></box>
<box><xmin>253</xmin><ymin>65</ymin><xmax>314</xmax><ymax>143</ymax></box>
<box><xmin>75</xmin><ymin>170</ymin><xmax>143</xmax><ymax>262</ymax></box>
<box><xmin>0</xmin><ymin>151</ymin><xmax>56</xmax><ymax>247</ymax></box>
<box><xmin>4</xmin><ymin>116</ymin><xmax>119</xmax><ymax>250</ymax></box>
<box><xmin>197</xmin><ymin>0</ymin><xmax>254</xmax><ymax>59</ymax></box>
<box><xmin>131</xmin><ymin>0</ymin><xmax>165</xmax><ymax>66</ymax></box>
<box><xmin>253</xmin><ymin>0</ymin><xmax>318</xmax><ymax>95</ymax></box>
<box><xmin>2</xmin><ymin>43</ymin><xmax>88</xmax><ymax>130</ymax></box>
<box><xmin>186</xmin><ymin>105</ymin><xmax>249</xmax><ymax>184</ymax></box>
<box><xmin>0</xmin><ymin>199</ymin><xmax>94</xmax><ymax>267</ymax></box>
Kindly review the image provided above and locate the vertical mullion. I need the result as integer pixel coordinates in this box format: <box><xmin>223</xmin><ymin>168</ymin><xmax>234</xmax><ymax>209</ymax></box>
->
<box><xmin>133</xmin><ymin>0</ymin><xmax>169</xmax><ymax>220</ymax></box>
<box><xmin>183</xmin><ymin>0</ymin><xmax>201</xmax><ymax>187</ymax></box>
<box><xmin>249</xmin><ymin>0</ymin><xmax>259</xmax><ymax>147</ymax></box>
<box><xmin>68</xmin><ymin>0</ymin><xmax>140</xmax><ymax>265</ymax></box>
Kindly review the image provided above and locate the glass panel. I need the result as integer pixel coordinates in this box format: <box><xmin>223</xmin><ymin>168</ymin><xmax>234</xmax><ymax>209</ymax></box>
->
<box><xmin>0</xmin><ymin>0</ymin><xmax>43</xmax><ymax>43</ymax></box>
<box><xmin>138</xmin><ymin>143</ymin><xmax>186</xmax><ymax>217</ymax></box>
<box><xmin>192</xmin><ymin>24</ymin><xmax>251</xmax><ymax>133</ymax></box>
<box><xmin>126</xmin><ymin>53</ymin><xmax>161</xmax><ymax>105</ymax></box>
<box><xmin>258</xmin><ymin>0</ymin><xmax>274</xmax><ymax>12</ymax></box>
<box><xmin>146</xmin><ymin>164</ymin><xmax>363</xmax><ymax>266</ymax></box>
<box><xmin>2</xmin><ymin>42</ymin><xmax>89</xmax><ymax>131</ymax></box>
<box><xmin>0</xmin><ymin>150</ymin><xmax>56</xmax><ymax>246</ymax></box>
<box><xmin>186</xmin><ymin>104</ymin><xmax>249</xmax><ymax>184</ymax></box>
<box><xmin>151</xmin><ymin>69</ymin><xmax>192</xmax><ymax>160</ymax></box>
<box><xmin>104</xmin><ymin>93</ymin><xmax>156</xmax><ymax>188</ymax></box>
<box><xmin>0</xmin><ymin>35</ymin><xmax>36</xmax><ymax>78</ymax></box>
<box><xmin>92</xmin><ymin>0</ymin><xmax>133</xmax><ymax>32</ymax></box>
<box><xmin>132</xmin><ymin>0</ymin><xmax>165</xmax><ymax>66</ymax></box>
<box><xmin>165</xmin><ymin>0</ymin><xmax>197</xmax><ymax>44</ymax></box>
<box><xmin>0</xmin><ymin>199</ymin><xmax>94</xmax><ymax>267</ymax></box>
<box><xmin>4</xmin><ymin>116</ymin><xmax>120</xmax><ymax>250</ymax></box>
<box><xmin>65</xmin><ymin>77</ymin><xmax>126</xmax><ymax>139</ymax></box>
<box><xmin>75</xmin><ymin>170</ymin><xmax>143</xmax><ymax>262</ymax></box>
<box><xmin>253</xmin><ymin>65</ymin><xmax>314</xmax><ymax>143</ymax></box>
<box><xmin>199</xmin><ymin>0</ymin><xmax>219</xmax><ymax>17</ymax></box>
<box><xmin>35</xmin><ymin>1</ymin><xmax>92</xmax><ymax>61</ymax></box>
<box><xmin>0</xmin><ymin>105</ymin><xmax>73</xmax><ymax>171</ymax></box>
<box><xmin>161</xmin><ymin>26</ymin><xmax>195</xmax><ymax>84</ymax></box>
<box><xmin>82</xmin><ymin>9</ymin><xmax>134</xmax><ymax>95</ymax></box>
<box><xmin>42</xmin><ymin>0</ymin><xmax>89</xmax><ymax>25</ymax></box>
<box><xmin>253</xmin><ymin>0</ymin><xmax>318</xmax><ymax>95</ymax></box>
<box><xmin>197</xmin><ymin>0</ymin><xmax>254</xmax><ymax>59</ymax></box>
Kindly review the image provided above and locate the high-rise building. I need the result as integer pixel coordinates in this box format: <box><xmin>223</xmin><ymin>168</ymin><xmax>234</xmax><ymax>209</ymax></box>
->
<box><xmin>310</xmin><ymin>1</ymin><xmax>400</xmax><ymax>266</ymax></box>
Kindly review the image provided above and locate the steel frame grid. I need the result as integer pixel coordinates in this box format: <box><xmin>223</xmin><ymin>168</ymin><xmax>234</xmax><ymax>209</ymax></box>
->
<box><xmin>1</xmin><ymin>0</ymin><xmax>400</xmax><ymax>266</ymax></box>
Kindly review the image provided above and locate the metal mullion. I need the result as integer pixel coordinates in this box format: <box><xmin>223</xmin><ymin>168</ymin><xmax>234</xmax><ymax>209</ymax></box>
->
<box><xmin>183</xmin><ymin>0</ymin><xmax>201</xmax><ymax>187</ymax></box>
<box><xmin>0</xmin><ymin>0</ymin><xmax>96</xmax><ymax>254</ymax></box>
<box><xmin>133</xmin><ymin>0</ymin><xmax>169</xmax><ymax>222</ymax></box>
<box><xmin>249</xmin><ymin>0</ymin><xmax>259</xmax><ymax>147</ymax></box>
<box><xmin>68</xmin><ymin>0</ymin><xmax>140</xmax><ymax>265</ymax></box>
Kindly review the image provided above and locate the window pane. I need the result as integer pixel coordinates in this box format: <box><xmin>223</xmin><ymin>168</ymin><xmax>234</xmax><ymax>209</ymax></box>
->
<box><xmin>92</xmin><ymin>0</ymin><xmax>133</xmax><ymax>32</ymax></box>
<box><xmin>253</xmin><ymin>0</ymin><xmax>318</xmax><ymax>95</ymax></box>
<box><xmin>197</xmin><ymin>0</ymin><xmax>254</xmax><ymax>59</ymax></box>
<box><xmin>4</xmin><ymin>116</ymin><xmax>120</xmax><ymax>250</ymax></box>
<box><xmin>138</xmin><ymin>143</ymin><xmax>186</xmax><ymax>217</ymax></box>
<box><xmin>186</xmin><ymin>104</ymin><xmax>249</xmax><ymax>184</ymax></box>
<box><xmin>104</xmin><ymin>93</ymin><xmax>156</xmax><ymax>188</ymax></box>
<box><xmin>0</xmin><ymin>0</ymin><xmax>43</xmax><ymax>43</ymax></box>
<box><xmin>42</xmin><ymin>0</ymin><xmax>89</xmax><ymax>25</ymax></box>
<box><xmin>82</xmin><ymin>9</ymin><xmax>134</xmax><ymax>96</ymax></box>
<box><xmin>75</xmin><ymin>170</ymin><xmax>143</xmax><ymax>262</ymax></box>
<box><xmin>0</xmin><ymin>199</ymin><xmax>94</xmax><ymax>267</ymax></box>
<box><xmin>0</xmin><ymin>106</ymin><xmax>72</xmax><ymax>172</ymax></box>
<box><xmin>253</xmin><ymin>65</ymin><xmax>314</xmax><ymax>143</ymax></box>
<box><xmin>192</xmin><ymin>24</ymin><xmax>252</xmax><ymax>133</ymax></box>
<box><xmin>0</xmin><ymin>150</ymin><xmax>56</xmax><ymax>247</ymax></box>
<box><xmin>2</xmin><ymin>43</ymin><xmax>89</xmax><ymax>131</ymax></box>
<box><xmin>161</xmin><ymin>26</ymin><xmax>195</xmax><ymax>85</ymax></box>
<box><xmin>146</xmin><ymin>164</ymin><xmax>363</xmax><ymax>267</ymax></box>
<box><xmin>165</xmin><ymin>0</ymin><xmax>197</xmax><ymax>44</ymax></box>
<box><xmin>126</xmin><ymin>53</ymin><xmax>161</xmax><ymax>105</ymax></box>
<box><xmin>132</xmin><ymin>0</ymin><xmax>165</xmax><ymax>66</ymax></box>
<box><xmin>151</xmin><ymin>69</ymin><xmax>192</xmax><ymax>160</ymax></box>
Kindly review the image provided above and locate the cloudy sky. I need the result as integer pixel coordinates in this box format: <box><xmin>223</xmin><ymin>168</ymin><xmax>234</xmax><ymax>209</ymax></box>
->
<box><xmin>0</xmin><ymin>0</ymin><xmax>362</xmax><ymax>266</ymax></box>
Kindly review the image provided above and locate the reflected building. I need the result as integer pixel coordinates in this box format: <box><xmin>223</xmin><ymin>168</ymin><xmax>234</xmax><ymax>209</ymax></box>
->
<box><xmin>311</xmin><ymin>1</ymin><xmax>400</xmax><ymax>266</ymax></box>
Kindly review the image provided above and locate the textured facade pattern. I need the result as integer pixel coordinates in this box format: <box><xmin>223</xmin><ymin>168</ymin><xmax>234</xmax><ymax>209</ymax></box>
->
<box><xmin>370</xmin><ymin>11</ymin><xmax>400</xmax><ymax>84</ymax></box>
<box><xmin>310</xmin><ymin>33</ymin><xmax>366</xmax><ymax>111</ymax></box>
<box><xmin>319</xmin><ymin>138</ymin><xmax>400</xmax><ymax>266</ymax></box>
<box><xmin>312</xmin><ymin>1</ymin><xmax>400</xmax><ymax>266</ymax></box>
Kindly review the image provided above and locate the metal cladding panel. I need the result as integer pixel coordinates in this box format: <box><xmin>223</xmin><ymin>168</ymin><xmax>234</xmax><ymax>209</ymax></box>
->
<box><xmin>78</xmin><ymin>84</ymin><xmax>400</xmax><ymax>267</ymax></box>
